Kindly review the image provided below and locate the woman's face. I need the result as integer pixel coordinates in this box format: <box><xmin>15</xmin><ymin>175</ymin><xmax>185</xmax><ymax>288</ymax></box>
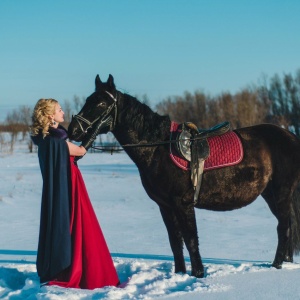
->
<box><xmin>52</xmin><ymin>103</ymin><xmax>65</xmax><ymax>124</ymax></box>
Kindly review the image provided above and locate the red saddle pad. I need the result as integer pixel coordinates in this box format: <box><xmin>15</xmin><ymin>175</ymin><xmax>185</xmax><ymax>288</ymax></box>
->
<box><xmin>170</xmin><ymin>122</ymin><xmax>243</xmax><ymax>171</ymax></box>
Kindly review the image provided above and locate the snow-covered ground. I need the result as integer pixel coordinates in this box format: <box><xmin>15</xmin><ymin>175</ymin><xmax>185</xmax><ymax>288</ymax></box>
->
<box><xmin>1</xmin><ymin>137</ymin><xmax>300</xmax><ymax>299</ymax></box>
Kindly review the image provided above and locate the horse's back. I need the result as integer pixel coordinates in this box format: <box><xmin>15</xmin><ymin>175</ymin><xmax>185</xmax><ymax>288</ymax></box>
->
<box><xmin>236</xmin><ymin>124</ymin><xmax>300</xmax><ymax>166</ymax></box>
<box><xmin>196</xmin><ymin>123</ymin><xmax>300</xmax><ymax>211</ymax></box>
<box><xmin>236</xmin><ymin>123</ymin><xmax>299</xmax><ymax>144</ymax></box>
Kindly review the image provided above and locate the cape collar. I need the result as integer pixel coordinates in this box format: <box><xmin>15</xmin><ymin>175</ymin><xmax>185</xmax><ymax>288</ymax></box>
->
<box><xmin>48</xmin><ymin>125</ymin><xmax>68</xmax><ymax>140</ymax></box>
<box><xmin>31</xmin><ymin>125</ymin><xmax>68</xmax><ymax>146</ymax></box>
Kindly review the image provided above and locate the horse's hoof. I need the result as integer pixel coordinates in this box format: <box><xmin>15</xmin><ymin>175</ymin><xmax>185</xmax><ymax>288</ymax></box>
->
<box><xmin>272</xmin><ymin>261</ymin><xmax>283</xmax><ymax>269</ymax></box>
<box><xmin>191</xmin><ymin>270</ymin><xmax>205</xmax><ymax>278</ymax></box>
<box><xmin>175</xmin><ymin>270</ymin><xmax>187</xmax><ymax>275</ymax></box>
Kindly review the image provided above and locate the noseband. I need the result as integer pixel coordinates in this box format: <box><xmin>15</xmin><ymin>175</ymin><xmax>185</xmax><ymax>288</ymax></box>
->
<box><xmin>72</xmin><ymin>91</ymin><xmax>118</xmax><ymax>138</ymax></box>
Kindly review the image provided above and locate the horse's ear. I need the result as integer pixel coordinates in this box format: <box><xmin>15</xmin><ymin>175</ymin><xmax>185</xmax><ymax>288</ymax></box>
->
<box><xmin>107</xmin><ymin>74</ymin><xmax>115</xmax><ymax>89</ymax></box>
<box><xmin>95</xmin><ymin>74</ymin><xmax>102</xmax><ymax>91</ymax></box>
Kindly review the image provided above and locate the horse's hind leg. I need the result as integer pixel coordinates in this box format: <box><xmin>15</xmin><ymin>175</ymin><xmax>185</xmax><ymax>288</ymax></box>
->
<box><xmin>159</xmin><ymin>207</ymin><xmax>186</xmax><ymax>274</ymax></box>
<box><xmin>262</xmin><ymin>183</ymin><xmax>293</xmax><ymax>268</ymax></box>
<box><xmin>273</xmin><ymin>214</ymin><xmax>293</xmax><ymax>268</ymax></box>
<box><xmin>284</xmin><ymin>217</ymin><xmax>293</xmax><ymax>262</ymax></box>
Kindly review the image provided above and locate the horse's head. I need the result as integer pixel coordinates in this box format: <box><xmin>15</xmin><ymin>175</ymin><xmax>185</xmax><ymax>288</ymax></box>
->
<box><xmin>68</xmin><ymin>74</ymin><xmax>118</xmax><ymax>142</ymax></box>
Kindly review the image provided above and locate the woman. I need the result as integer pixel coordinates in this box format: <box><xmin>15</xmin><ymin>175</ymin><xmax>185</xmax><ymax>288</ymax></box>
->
<box><xmin>31</xmin><ymin>98</ymin><xmax>119</xmax><ymax>289</ymax></box>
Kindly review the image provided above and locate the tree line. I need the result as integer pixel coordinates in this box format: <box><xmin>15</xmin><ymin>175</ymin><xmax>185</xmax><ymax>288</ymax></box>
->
<box><xmin>156</xmin><ymin>69</ymin><xmax>300</xmax><ymax>134</ymax></box>
<box><xmin>1</xmin><ymin>70</ymin><xmax>300</xmax><ymax>153</ymax></box>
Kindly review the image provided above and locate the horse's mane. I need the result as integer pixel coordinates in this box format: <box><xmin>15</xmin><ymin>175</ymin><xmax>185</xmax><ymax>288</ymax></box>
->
<box><xmin>120</xmin><ymin>93</ymin><xmax>170</xmax><ymax>140</ymax></box>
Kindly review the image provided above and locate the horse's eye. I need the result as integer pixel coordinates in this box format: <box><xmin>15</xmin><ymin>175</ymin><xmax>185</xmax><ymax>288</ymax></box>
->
<box><xmin>97</xmin><ymin>102</ymin><xmax>107</xmax><ymax>108</ymax></box>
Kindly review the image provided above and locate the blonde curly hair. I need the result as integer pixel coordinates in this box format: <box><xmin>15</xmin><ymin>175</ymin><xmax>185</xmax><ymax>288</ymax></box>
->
<box><xmin>31</xmin><ymin>98</ymin><xmax>58</xmax><ymax>137</ymax></box>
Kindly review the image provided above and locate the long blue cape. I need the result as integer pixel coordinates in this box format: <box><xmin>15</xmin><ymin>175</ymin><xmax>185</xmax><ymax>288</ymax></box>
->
<box><xmin>32</xmin><ymin>126</ymin><xmax>72</xmax><ymax>283</ymax></box>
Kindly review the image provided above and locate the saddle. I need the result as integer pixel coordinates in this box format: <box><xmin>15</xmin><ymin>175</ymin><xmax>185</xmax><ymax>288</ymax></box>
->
<box><xmin>175</xmin><ymin>121</ymin><xmax>231</xmax><ymax>203</ymax></box>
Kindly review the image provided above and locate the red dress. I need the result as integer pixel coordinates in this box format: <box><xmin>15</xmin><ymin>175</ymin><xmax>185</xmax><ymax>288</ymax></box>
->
<box><xmin>48</xmin><ymin>157</ymin><xmax>119</xmax><ymax>289</ymax></box>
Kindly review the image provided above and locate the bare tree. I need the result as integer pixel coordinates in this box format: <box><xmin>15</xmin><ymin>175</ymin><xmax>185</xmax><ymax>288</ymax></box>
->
<box><xmin>267</xmin><ymin>71</ymin><xmax>300</xmax><ymax>134</ymax></box>
<box><xmin>63</xmin><ymin>99</ymin><xmax>72</xmax><ymax>124</ymax></box>
<box><xmin>217</xmin><ymin>93</ymin><xmax>235</xmax><ymax>126</ymax></box>
<box><xmin>19</xmin><ymin>106</ymin><xmax>32</xmax><ymax>139</ymax></box>
<box><xmin>73</xmin><ymin>95</ymin><xmax>85</xmax><ymax>112</ymax></box>
<box><xmin>5</xmin><ymin>109</ymin><xmax>21</xmax><ymax>153</ymax></box>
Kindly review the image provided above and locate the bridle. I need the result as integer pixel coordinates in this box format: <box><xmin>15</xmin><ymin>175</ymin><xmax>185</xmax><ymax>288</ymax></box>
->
<box><xmin>71</xmin><ymin>91</ymin><xmax>118</xmax><ymax>139</ymax></box>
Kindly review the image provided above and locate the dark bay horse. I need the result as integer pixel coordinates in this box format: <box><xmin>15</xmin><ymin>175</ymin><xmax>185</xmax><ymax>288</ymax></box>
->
<box><xmin>68</xmin><ymin>74</ymin><xmax>300</xmax><ymax>278</ymax></box>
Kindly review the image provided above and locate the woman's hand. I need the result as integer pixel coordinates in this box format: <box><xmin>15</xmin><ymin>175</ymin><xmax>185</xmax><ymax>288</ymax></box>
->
<box><xmin>66</xmin><ymin>141</ymin><xmax>87</xmax><ymax>156</ymax></box>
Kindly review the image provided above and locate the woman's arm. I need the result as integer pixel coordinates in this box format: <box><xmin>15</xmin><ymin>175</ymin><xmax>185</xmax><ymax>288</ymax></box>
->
<box><xmin>66</xmin><ymin>141</ymin><xmax>87</xmax><ymax>156</ymax></box>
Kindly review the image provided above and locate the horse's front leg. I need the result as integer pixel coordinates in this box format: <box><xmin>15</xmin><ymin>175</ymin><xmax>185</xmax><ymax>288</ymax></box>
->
<box><xmin>176</xmin><ymin>204</ymin><xmax>204</xmax><ymax>278</ymax></box>
<box><xmin>159</xmin><ymin>207</ymin><xmax>186</xmax><ymax>274</ymax></box>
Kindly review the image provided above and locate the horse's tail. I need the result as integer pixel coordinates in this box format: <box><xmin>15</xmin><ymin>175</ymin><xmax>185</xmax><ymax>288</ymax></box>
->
<box><xmin>291</xmin><ymin>184</ymin><xmax>300</xmax><ymax>254</ymax></box>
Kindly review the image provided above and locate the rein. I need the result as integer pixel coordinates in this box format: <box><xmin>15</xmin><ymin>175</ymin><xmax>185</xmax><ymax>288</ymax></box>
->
<box><xmin>92</xmin><ymin>140</ymin><xmax>173</xmax><ymax>150</ymax></box>
<box><xmin>91</xmin><ymin>135</ymin><xmax>207</xmax><ymax>150</ymax></box>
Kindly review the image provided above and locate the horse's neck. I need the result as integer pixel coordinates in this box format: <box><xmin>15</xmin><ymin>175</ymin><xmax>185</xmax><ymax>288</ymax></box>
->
<box><xmin>113</xmin><ymin>94</ymin><xmax>170</xmax><ymax>165</ymax></box>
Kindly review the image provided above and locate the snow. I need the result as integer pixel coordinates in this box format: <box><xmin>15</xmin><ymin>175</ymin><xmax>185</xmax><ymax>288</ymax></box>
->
<box><xmin>0</xmin><ymin>137</ymin><xmax>300</xmax><ymax>299</ymax></box>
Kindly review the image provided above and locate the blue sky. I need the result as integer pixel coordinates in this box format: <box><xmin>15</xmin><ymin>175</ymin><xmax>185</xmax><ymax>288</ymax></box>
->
<box><xmin>0</xmin><ymin>0</ymin><xmax>299</xmax><ymax>109</ymax></box>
